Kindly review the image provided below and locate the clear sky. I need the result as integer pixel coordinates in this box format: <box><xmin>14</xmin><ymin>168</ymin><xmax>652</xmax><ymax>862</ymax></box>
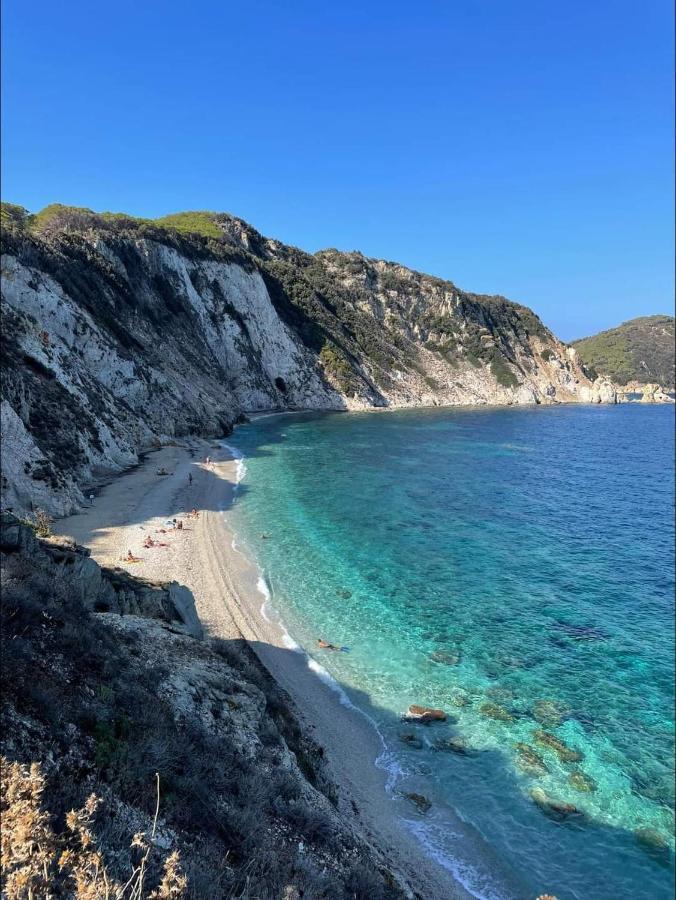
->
<box><xmin>1</xmin><ymin>0</ymin><xmax>673</xmax><ymax>340</ymax></box>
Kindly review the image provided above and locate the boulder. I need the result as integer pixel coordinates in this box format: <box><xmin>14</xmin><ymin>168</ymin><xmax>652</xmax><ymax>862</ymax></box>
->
<box><xmin>404</xmin><ymin>705</ymin><xmax>447</xmax><ymax>723</ymax></box>
<box><xmin>531</xmin><ymin>787</ymin><xmax>579</xmax><ymax>820</ymax></box>
<box><xmin>167</xmin><ymin>582</ymin><xmax>203</xmax><ymax>640</ymax></box>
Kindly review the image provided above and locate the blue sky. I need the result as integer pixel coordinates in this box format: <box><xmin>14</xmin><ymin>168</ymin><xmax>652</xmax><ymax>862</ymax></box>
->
<box><xmin>2</xmin><ymin>0</ymin><xmax>673</xmax><ymax>340</ymax></box>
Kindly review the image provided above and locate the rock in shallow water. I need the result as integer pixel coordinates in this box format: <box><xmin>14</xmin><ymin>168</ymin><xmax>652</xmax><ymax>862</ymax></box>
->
<box><xmin>532</xmin><ymin>699</ymin><xmax>569</xmax><ymax>727</ymax></box>
<box><xmin>451</xmin><ymin>692</ymin><xmax>471</xmax><ymax>707</ymax></box>
<box><xmin>514</xmin><ymin>743</ymin><xmax>549</xmax><ymax>775</ymax></box>
<box><xmin>429</xmin><ymin>649</ymin><xmax>461</xmax><ymax>665</ymax></box>
<box><xmin>568</xmin><ymin>770</ymin><xmax>597</xmax><ymax>793</ymax></box>
<box><xmin>531</xmin><ymin>787</ymin><xmax>580</xmax><ymax>820</ymax></box>
<box><xmin>534</xmin><ymin>730</ymin><xmax>583</xmax><ymax>763</ymax></box>
<box><xmin>404</xmin><ymin>705</ymin><xmax>447</xmax><ymax>723</ymax></box>
<box><xmin>399</xmin><ymin>732</ymin><xmax>424</xmax><ymax>750</ymax></box>
<box><xmin>402</xmin><ymin>792</ymin><xmax>432</xmax><ymax>814</ymax></box>
<box><xmin>433</xmin><ymin>736</ymin><xmax>476</xmax><ymax>756</ymax></box>
<box><xmin>480</xmin><ymin>702</ymin><xmax>514</xmax><ymax>723</ymax></box>
<box><xmin>634</xmin><ymin>827</ymin><xmax>671</xmax><ymax>856</ymax></box>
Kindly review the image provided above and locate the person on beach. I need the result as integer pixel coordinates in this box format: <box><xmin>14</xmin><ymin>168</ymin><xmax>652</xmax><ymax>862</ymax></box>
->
<box><xmin>205</xmin><ymin>456</ymin><xmax>211</xmax><ymax>467</ymax></box>
<box><xmin>143</xmin><ymin>536</ymin><xmax>155</xmax><ymax>548</ymax></box>
<box><xmin>190</xmin><ymin>508</ymin><xmax>199</xmax><ymax>518</ymax></box>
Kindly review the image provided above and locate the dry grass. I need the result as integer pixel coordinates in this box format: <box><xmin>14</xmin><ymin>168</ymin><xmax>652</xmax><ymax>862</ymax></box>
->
<box><xmin>1</xmin><ymin>758</ymin><xmax>186</xmax><ymax>899</ymax></box>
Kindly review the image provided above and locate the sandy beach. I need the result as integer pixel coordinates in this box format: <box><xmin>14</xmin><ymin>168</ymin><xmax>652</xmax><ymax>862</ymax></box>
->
<box><xmin>55</xmin><ymin>435</ymin><xmax>481</xmax><ymax>900</ymax></box>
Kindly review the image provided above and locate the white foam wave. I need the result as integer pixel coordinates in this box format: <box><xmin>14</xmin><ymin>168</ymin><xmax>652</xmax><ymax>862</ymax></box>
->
<box><xmin>402</xmin><ymin>820</ymin><xmax>508</xmax><ymax>900</ymax></box>
<box><xmin>306</xmin><ymin>657</ymin><xmax>357</xmax><ymax>709</ymax></box>
<box><xmin>221</xmin><ymin>441</ymin><xmax>247</xmax><ymax>488</ymax></box>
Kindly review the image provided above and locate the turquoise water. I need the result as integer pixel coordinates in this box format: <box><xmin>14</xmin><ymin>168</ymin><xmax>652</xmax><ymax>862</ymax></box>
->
<box><xmin>226</xmin><ymin>404</ymin><xmax>675</xmax><ymax>899</ymax></box>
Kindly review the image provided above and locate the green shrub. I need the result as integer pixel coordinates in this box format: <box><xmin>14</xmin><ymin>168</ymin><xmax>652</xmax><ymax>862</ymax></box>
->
<box><xmin>319</xmin><ymin>342</ymin><xmax>360</xmax><ymax>395</ymax></box>
<box><xmin>153</xmin><ymin>211</ymin><xmax>223</xmax><ymax>240</ymax></box>
<box><xmin>490</xmin><ymin>354</ymin><xmax>519</xmax><ymax>388</ymax></box>
<box><xmin>0</xmin><ymin>202</ymin><xmax>30</xmax><ymax>229</ymax></box>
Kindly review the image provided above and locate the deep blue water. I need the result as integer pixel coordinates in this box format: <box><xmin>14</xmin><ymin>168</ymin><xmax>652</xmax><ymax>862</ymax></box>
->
<box><xmin>226</xmin><ymin>404</ymin><xmax>675</xmax><ymax>899</ymax></box>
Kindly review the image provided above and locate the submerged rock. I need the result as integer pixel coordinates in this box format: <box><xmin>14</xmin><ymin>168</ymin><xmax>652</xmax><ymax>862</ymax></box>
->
<box><xmin>568</xmin><ymin>770</ymin><xmax>597</xmax><ymax>793</ymax></box>
<box><xmin>530</xmin><ymin>787</ymin><xmax>580</xmax><ymax>820</ymax></box>
<box><xmin>402</xmin><ymin>792</ymin><xmax>432</xmax><ymax>814</ymax></box>
<box><xmin>634</xmin><ymin>827</ymin><xmax>671</xmax><ymax>856</ymax></box>
<box><xmin>429</xmin><ymin>649</ymin><xmax>461</xmax><ymax>666</ymax></box>
<box><xmin>534</xmin><ymin>730</ymin><xmax>583</xmax><ymax>763</ymax></box>
<box><xmin>399</xmin><ymin>732</ymin><xmax>424</xmax><ymax>750</ymax></box>
<box><xmin>479</xmin><ymin>702</ymin><xmax>514</xmax><ymax>723</ymax></box>
<box><xmin>335</xmin><ymin>588</ymin><xmax>352</xmax><ymax>599</ymax></box>
<box><xmin>532</xmin><ymin>699</ymin><xmax>569</xmax><ymax>727</ymax></box>
<box><xmin>485</xmin><ymin>686</ymin><xmax>514</xmax><ymax>703</ymax></box>
<box><xmin>404</xmin><ymin>705</ymin><xmax>447</xmax><ymax>723</ymax></box>
<box><xmin>433</xmin><ymin>736</ymin><xmax>475</xmax><ymax>756</ymax></box>
<box><xmin>451</xmin><ymin>692</ymin><xmax>471</xmax><ymax>707</ymax></box>
<box><xmin>553</xmin><ymin>623</ymin><xmax>607</xmax><ymax>642</ymax></box>
<box><xmin>514</xmin><ymin>743</ymin><xmax>549</xmax><ymax>775</ymax></box>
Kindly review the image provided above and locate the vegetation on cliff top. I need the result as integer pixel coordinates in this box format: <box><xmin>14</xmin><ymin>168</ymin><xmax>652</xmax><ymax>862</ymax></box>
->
<box><xmin>572</xmin><ymin>315</ymin><xmax>675</xmax><ymax>387</ymax></box>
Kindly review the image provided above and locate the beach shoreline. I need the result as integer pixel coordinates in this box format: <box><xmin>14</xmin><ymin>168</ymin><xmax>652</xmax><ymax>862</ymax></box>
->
<box><xmin>54</xmin><ymin>434</ymin><xmax>481</xmax><ymax>900</ymax></box>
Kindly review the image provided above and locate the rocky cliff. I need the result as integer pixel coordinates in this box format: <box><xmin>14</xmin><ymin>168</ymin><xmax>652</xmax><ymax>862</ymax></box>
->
<box><xmin>1</xmin><ymin>204</ymin><xmax>615</xmax><ymax>516</ymax></box>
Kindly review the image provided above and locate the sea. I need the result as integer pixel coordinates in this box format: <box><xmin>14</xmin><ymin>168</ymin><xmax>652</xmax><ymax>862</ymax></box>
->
<box><xmin>224</xmin><ymin>403</ymin><xmax>675</xmax><ymax>900</ymax></box>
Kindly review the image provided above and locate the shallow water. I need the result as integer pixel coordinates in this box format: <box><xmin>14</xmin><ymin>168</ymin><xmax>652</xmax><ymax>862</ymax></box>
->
<box><xmin>226</xmin><ymin>404</ymin><xmax>675</xmax><ymax>900</ymax></box>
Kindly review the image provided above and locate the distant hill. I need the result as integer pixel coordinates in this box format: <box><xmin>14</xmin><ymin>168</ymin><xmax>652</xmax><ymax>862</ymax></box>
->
<box><xmin>572</xmin><ymin>315</ymin><xmax>675</xmax><ymax>388</ymax></box>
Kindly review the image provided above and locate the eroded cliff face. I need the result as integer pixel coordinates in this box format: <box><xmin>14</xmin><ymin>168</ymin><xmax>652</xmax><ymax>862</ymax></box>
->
<box><xmin>1</xmin><ymin>209</ymin><xmax>614</xmax><ymax>515</ymax></box>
